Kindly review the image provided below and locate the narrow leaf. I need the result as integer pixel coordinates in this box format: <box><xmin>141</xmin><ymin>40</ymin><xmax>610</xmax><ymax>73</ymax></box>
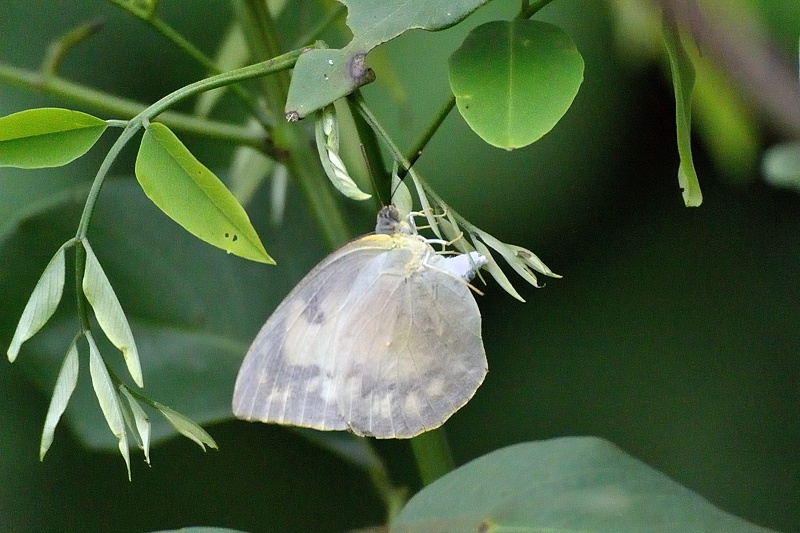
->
<box><xmin>8</xmin><ymin>246</ymin><xmax>66</xmax><ymax>362</ymax></box>
<box><xmin>119</xmin><ymin>385</ymin><xmax>152</xmax><ymax>464</ymax></box>
<box><xmin>82</xmin><ymin>241</ymin><xmax>143</xmax><ymax>387</ymax></box>
<box><xmin>0</xmin><ymin>108</ymin><xmax>107</xmax><ymax>168</ymax></box>
<box><xmin>472</xmin><ymin>239</ymin><xmax>524</xmax><ymax>302</ymax></box>
<box><xmin>154</xmin><ymin>401</ymin><xmax>218</xmax><ymax>451</ymax></box>
<box><xmin>662</xmin><ymin>17</ymin><xmax>703</xmax><ymax>206</ymax></box>
<box><xmin>39</xmin><ymin>339</ymin><xmax>80</xmax><ymax>460</ymax></box>
<box><xmin>314</xmin><ymin>105</ymin><xmax>371</xmax><ymax>200</ymax></box>
<box><xmin>135</xmin><ymin>122</ymin><xmax>273</xmax><ymax>264</ymax></box>
<box><xmin>449</xmin><ymin>20</ymin><xmax>584</xmax><ymax>149</ymax></box>
<box><xmin>87</xmin><ymin>332</ymin><xmax>131</xmax><ymax>479</ymax></box>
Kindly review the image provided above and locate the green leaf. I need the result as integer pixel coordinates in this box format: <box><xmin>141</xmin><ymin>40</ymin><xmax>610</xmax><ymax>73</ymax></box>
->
<box><xmin>7</xmin><ymin>245</ymin><xmax>66</xmax><ymax>362</ymax></box>
<box><xmin>763</xmin><ymin>142</ymin><xmax>800</xmax><ymax>191</ymax></box>
<box><xmin>392</xmin><ymin>437</ymin><xmax>777</xmax><ymax>532</ymax></box>
<box><xmin>82</xmin><ymin>240</ymin><xmax>144</xmax><ymax>387</ymax></box>
<box><xmin>448</xmin><ymin>20</ymin><xmax>585</xmax><ymax>150</ymax></box>
<box><xmin>119</xmin><ymin>385</ymin><xmax>152</xmax><ymax>464</ymax></box>
<box><xmin>0</xmin><ymin>108</ymin><xmax>107</xmax><ymax>168</ymax></box>
<box><xmin>87</xmin><ymin>332</ymin><xmax>131</xmax><ymax>480</ymax></box>
<box><xmin>153</xmin><ymin>401</ymin><xmax>218</xmax><ymax>451</ymax></box>
<box><xmin>39</xmin><ymin>339</ymin><xmax>79</xmax><ymax>461</ymax></box>
<box><xmin>285</xmin><ymin>0</ymin><xmax>490</xmax><ymax>119</ymax></box>
<box><xmin>662</xmin><ymin>17</ymin><xmax>703</xmax><ymax>207</ymax></box>
<box><xmin>135</xmin><ymin>122</ymin><xmax>274</xmax><ymax>264</ymax></box>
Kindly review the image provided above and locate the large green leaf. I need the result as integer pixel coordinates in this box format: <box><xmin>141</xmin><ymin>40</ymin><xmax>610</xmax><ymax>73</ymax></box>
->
<box><xmin>285</xmin><ymin>0</ymin><xmax>490</xmax><ymax>119</ymax></box>
<box><xmin>135</xmin><ymin>122</ymin><xmax>273</xmax><ymax>264</ymax></box>
<box><xmin>449</xmin><ymin>20</ymin><xmax>584</xmax><ymax>150</ymax></box>
<box><xmin>392</xmin><ymin>437</ymin><xmax>776</xmax><ymax>532</ymax></box>
<box><xmin>662</xmin><ymin>17</ymin><xmax>703</xmax><ymax>207</ymax></box>
<box><xmin>0</xmin><ymin>108</ymin><xmax>107</xmax><ymax>168</ymax></box>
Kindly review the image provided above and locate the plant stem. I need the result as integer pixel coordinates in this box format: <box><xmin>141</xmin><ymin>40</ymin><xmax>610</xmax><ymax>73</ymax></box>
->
<box><xmin>290</xmin><ymin>3</ymin><xmax>347</xmax><ymax>50</ymax></box>
<box><xmin>146</xmin><ymin>17</ymin><xmax>275</xmax><ymax>128</ymax></box>
<box><xmin>0</xmin><ymin>61</ymin><xmax>265</xmax><ymax>148</ymax></box>
<box><xmin>401</xmin><ymin>95</ymin><xmax>456</xmax><ymax>178</ymax></box>
<box><xmin>517</xmin><ymin>0</ymin><xmax>558</xmax><ymax>19</ymax></box>
<box><xmin>410</xmin><ymin>429</ymin><xmax>455</xmax><ymax>485</ymax></box>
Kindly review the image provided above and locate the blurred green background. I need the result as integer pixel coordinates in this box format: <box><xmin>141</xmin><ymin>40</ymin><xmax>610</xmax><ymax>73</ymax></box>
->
<box><xmin>1</xmin><ymin>1</ymin><xmax>798</xmax><ymax>532</ymax></box>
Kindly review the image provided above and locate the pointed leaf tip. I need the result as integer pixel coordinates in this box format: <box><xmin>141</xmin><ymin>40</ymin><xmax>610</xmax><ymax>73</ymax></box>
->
<box><xmin>82</xmin><ymin>241</ymin><xmax>144</xmax><ymax>387</ymax></box>
<box><xmin>135</xmin><ymin>122</ymin><xmax>274</xmax><ymax>264</ymax></box>
<box><xmin>40</xmin><ymin>340</ymin><xmax>80</xmax><ymax>460</ymax></box>
<box><xmin>8</xmin><ymin>246</ymin><xmax>67</xmax><ymax>362</ymax></box>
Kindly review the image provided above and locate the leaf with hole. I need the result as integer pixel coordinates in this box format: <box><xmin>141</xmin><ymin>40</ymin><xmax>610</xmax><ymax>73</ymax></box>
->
<box><xmin>135</xmin><ymin>122</ymin><xmax>273</xmax><ymax>264</ymax></box>
<box><xmin>449</xmin><ymin>20</ymin><xmax>584</xmax><ymax>150</ymax></box>
<box><xmin>0</xmin><ymin>108</ymin><xmax>107</xmax><ymax>168</ymax></box>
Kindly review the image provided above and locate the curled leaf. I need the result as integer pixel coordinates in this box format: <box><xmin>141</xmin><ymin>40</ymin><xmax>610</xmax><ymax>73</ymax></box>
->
<box><xmin>315</xmin><ymin>104</ymin><xmax>371</xmax><ymax>200</ymax></box>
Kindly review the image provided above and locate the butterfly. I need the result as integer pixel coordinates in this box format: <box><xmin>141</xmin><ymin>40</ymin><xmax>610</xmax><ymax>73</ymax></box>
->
<box><xmin>232</xmin><ymin>205</ymin><xmax>488</xmax><ymax>438</ymax></box>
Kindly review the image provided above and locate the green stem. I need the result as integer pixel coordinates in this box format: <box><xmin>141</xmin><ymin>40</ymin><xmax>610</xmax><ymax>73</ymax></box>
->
<box><xmin>410</xmin><ymin>429</ymin><xmax>456</xmax><ymax>485</ymax></box>
<box><xmin>516</xmin><ymin>0</ymin><xmax>558</xmax><ymax>19</ymax></box>
<box><xmin>290</xmin><ymin>3</ymin><xmax>347</xmax><ymax>50</ymax></box>
<box><xmin>0</xmin><ymin>61</ymin><xmax>266</xmax><ymax>148</ymax></box>
<box><xmin>141</xmin><ymin>14</ymin><xmax>275</xmax><ymax>128</ymax></box>
<box><xmin>401</xmin><ymin>95</ymin><xmax>456</xmax><ymax>178</ymax></box>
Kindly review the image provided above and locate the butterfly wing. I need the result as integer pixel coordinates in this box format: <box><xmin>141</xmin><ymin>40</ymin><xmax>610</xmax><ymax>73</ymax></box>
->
<box><xmin>332</xmin><ymin>243</ymin><xmax>486</xmax><ymax>437</ymax></box>
<box><xmin>232</xmin><ymin>235</ymin><xmax>393</xmax><ymax>430</ymax></box>
<box><xmin>233</xmin><ymin>234</ymin><xmax>487</xmax><ymax>438</ymax></box>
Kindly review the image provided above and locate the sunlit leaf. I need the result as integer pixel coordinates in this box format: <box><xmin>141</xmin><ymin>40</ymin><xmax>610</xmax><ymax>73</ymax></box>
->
<box><xmin>662</xmin><ymin>16</ymin><xmax>703</xmax><ymax>207</ymax></box>
<box><xmin>449</xmin><ymin>20</ymin><xmax>584</xmax><ymax>149</ymax></box>
<box><xmin>39</xmin><ymin>339</ymin><xmax>79</xmax><ymax>461</ymax></box>
<box><xmin>7</xmin><ymin>245</ymin><xmax>67</xmax><ymax>362</ymax></box>
<box><xmin>82</xmin><ymin>240</ymin><xmax>143</xmax><ymax>387</ymax></box>
<box><xmin>0</xmin><ymin>108</ymin><xmax>107</xmax><ymax>168</ymax></box>
<box><xmin>135</xmin><ymin>122</ymin><xmax>273</xmax><ymax>264</ymax></box>
<box><xmin>286</xmin><ymin>0</ymin><xmax>490</xmax><ymax>119</ymax></box>
<box><xmin>393</xmin><ymin>437</ymin><xmax>776</xmax><ymax>532</ymax></box>
<box><xmin>119</xmin><ymin>385</ymin><xmax>152</xmax><ymax>464</ymax></box>
<box><xmin>87</xmin><ymin>332</ymin><xmax>131</xmax><ymax>480</ymax></box>
<box><xmin>153</xmin><ymin>401</ymin><xmax>218</xmax><ymax>451</ymax></box>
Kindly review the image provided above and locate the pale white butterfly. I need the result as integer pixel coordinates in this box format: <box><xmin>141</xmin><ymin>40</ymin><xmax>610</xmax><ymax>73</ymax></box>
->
<box><xmin>232</xmin><ymin>205</ymin><xmax>488</xmax><ymax>438</ymax></box>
